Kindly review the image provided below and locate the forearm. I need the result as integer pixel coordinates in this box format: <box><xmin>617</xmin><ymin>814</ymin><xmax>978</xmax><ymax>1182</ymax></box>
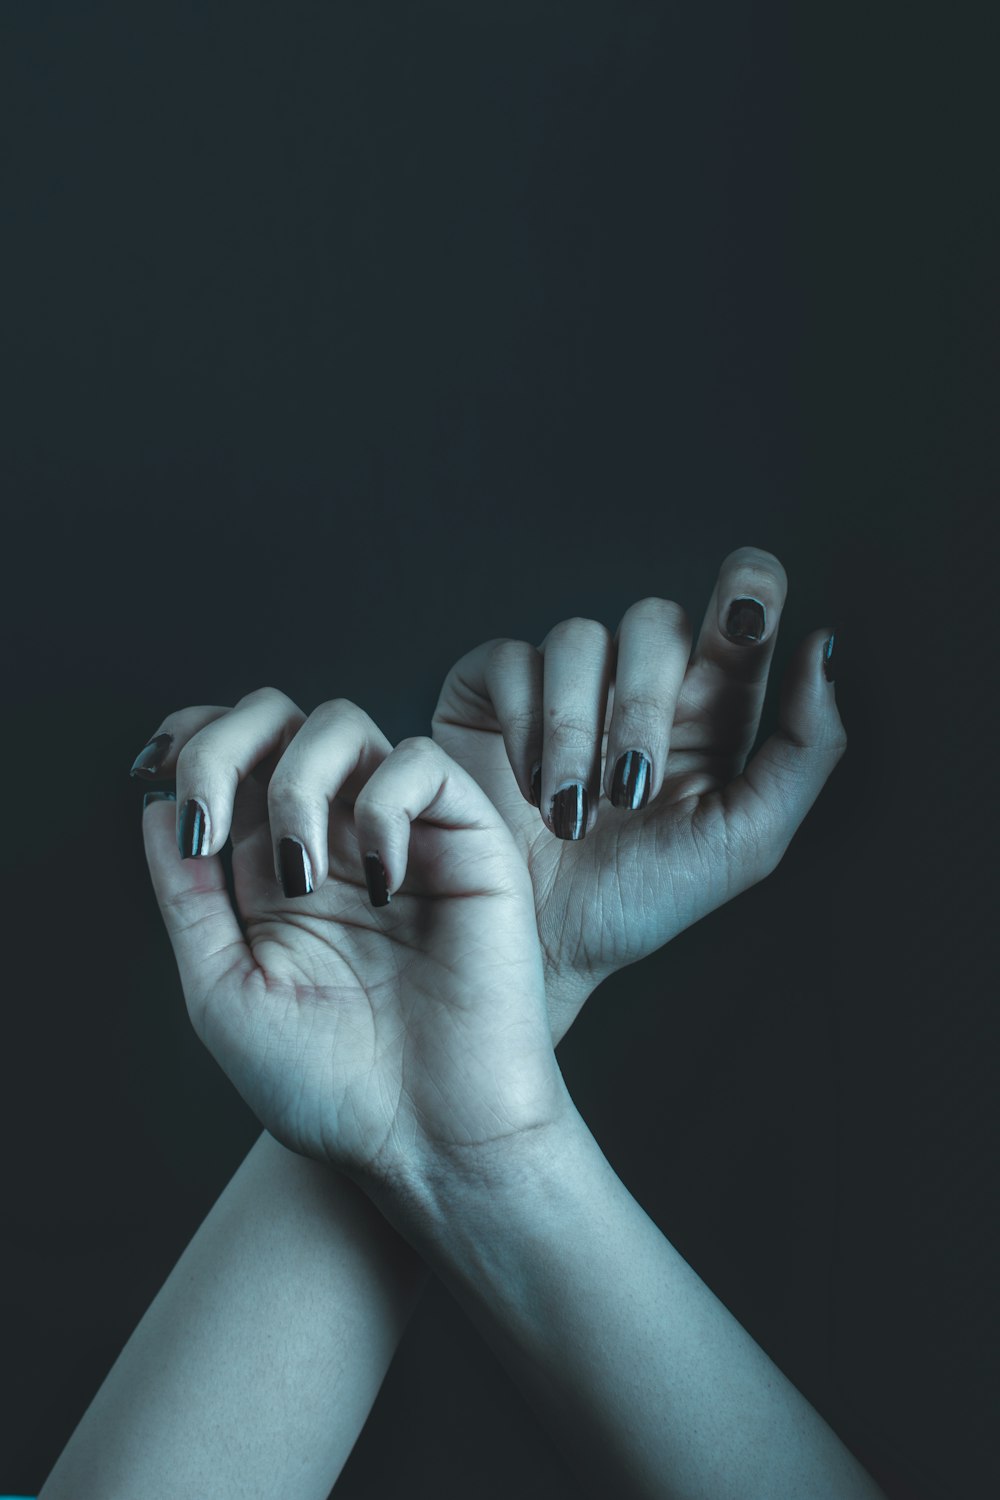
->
<box><xmin>370</xmin><ymin>1106</ymin><xmax>886</xmax><ymax>1500</ymax></box>
<box><xmin>40</xmin><ymin>1131</ymin><xmax>427</xmax><ymax>1500</ymax></box>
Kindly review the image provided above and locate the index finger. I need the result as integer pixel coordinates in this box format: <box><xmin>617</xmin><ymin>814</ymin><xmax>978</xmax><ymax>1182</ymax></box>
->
<box><xmin>678</xmin><ymin>546</ymin><xmax>789</xmax><ymax>767</ymax></box>
<box><xmin>129</xmin><ymin>707</ymin><xmax>232</xmax><ymax>780</ymax></box>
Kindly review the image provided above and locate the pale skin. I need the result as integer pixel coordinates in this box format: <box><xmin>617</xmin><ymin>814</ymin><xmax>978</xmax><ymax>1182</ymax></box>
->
<box><xmin>39</xmin><ymin>548</ymin><xmax>881</xmax><ymax>1499</ymax></box>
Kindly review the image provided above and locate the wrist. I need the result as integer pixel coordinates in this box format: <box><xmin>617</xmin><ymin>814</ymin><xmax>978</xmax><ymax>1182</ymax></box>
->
<box><xmin>358</xmin><ymin>1101</ymin><xmax>627</xmax><ymax>1373</ymax></box>
<box><xmin>361</xmin><ymin>1087</ymin><xmax>589</xmax><ymax>1245</ymax></box>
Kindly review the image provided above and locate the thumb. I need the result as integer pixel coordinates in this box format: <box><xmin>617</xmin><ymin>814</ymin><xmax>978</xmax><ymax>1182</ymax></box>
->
<box><xmin>141</xmin><ymin>793</ymin><xmax>254</xmax><ymax>1019</ymax></box>
<box><xmin>722</xmin><ymin>629</ymin><xmax>846</xmax><ymax>886</ymax></box>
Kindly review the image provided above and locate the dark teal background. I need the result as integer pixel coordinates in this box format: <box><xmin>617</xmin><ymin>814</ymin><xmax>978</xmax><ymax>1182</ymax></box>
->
<box><xmin>1</xmin><ymin>4</ymin><xmax>996</xmax><ymax>1496</ymax></box>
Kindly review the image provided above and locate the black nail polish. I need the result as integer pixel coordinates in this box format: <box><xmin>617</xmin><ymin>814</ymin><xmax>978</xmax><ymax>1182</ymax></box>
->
<box><xmin>364</xmin><ymin>850</ymin><xmax>390</xmax><ymax>907</ymax></box>
<box><xmin>143</xmin><ymin>790</ymin><xmax>176</xmax><ymax>810</ymax></box>
<box><xmin>279</xmin><ymin>837</ymin><xmax>313</xmax><ymax>898</ymax></box>
<box><xmin>177</xmin><ymin>798</ymin><xmax>208</xmax><ymax>859</ymax></box>
<box><xmin>529</xmin><ymin>764</ymin><xmax>542</xmax><ymax>807</ymax></box>
<box><xmin>724</xmin><ymin>598</ymin><xmax>766</xmax><ymax>643</ymax></box>
<box><xmin>611</xmin><ymin>751</ymin><xmax>651</xmax><ymax>811</ymax></box>
<box><xmin>130</xmin><ymin>732</ymin><xmax>173</xmax><ymax>779</ymax></box>
<box><xmin>822</xmin><ymin>632</ymin><xmax>836</xmax><ymax>682</ymax></box>
<box><xmin>550</xmin><ymin>783</ymin><xmax>589</xmax><ymax>841</ymax></box>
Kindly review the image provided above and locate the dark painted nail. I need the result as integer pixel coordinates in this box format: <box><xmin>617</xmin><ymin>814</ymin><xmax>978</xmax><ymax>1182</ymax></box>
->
<box><xmin>279</xmin><ymin>837</ymin><xmax>313</xmax><ymax>898</ymax></box>
<box><xmin>364</xmin><ymin>850</ymin><xmax>390</xmax><ymax>907</ymax></box>
<box><xmin>529</xmin><ymin>763</ymin><xmax>542</xmax><ymax>807</ymax></box>
<box><xmin>822</xmin><ymin>632</ymin><xmax>836</xmax><ymax>682</ymax></box>
<box><xmin>177</xmin><ymin>798</ymin><xmax>209</xmax><ymax>859</ymax></box>
<box><xmin>724</xmin><ymin>597</ymin><xmax>766</xmax><ymax>643</ymax></box>
<box><xmin>550</xmin><ymin>783</ymin><xmax>589</xmax><ymax>841</ymax></box>
<box><xmin>130</xmin><ymin>732</ymin><xmax>173</xmax><ymax>779</ymax></box>
<box><xmin>610</xmin><ymin>751</ymin><xmax>651</xmax><ymax>811</ymax></box>
<box><xmin>143</xmin><ymin>790</ymin><xmax>176</xmax><ymax>810</ymax></box>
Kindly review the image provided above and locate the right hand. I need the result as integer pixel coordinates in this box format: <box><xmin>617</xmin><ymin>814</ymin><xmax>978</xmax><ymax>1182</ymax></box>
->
<box><xmin>431</xmin><ymin>547</ymin><xmax>846</xmax><ymax>1041</ymax></box>
<box><xmin>136</xmin><ymin>694</ymin><xmax>567</xmax><ymax>1186</ymax></box>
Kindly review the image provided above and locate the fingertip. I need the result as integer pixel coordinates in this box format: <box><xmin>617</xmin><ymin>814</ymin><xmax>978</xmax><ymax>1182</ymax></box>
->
<box><xmin>549</xmin><ymin>782</ymin><xmax>590</xmax><ymax>841</ymax></box>
<box><xmin>817</xmin><ymin>629</ymin><xmax>847</xmax><ymax>758</ymax></box>
<box><xmin>142</xmin><ymin>789</ymin><xmax>176</xmax><ymax>811</ymax></box>
<box><xmin>130</xmin><ymin>732</ymin><xmax>174</xmax><ymax>780</ymax></box>
<box><xmin>177</xmin><ymin>797</ymin><xmax>211</xmax><ymax>859</ymax></box>
<box><xmin>721</xmin><ymin>595</ymin><xmax>768</xmax><ymax>645</ymax></box>
<box><xmin>363</xmin><ymin>849</ymin><xmax>391</xmax><ymax>908</ymax></box>
<box><xmin>774</xmin><ymin>628</ymin><xmax>848</xmax><ymax>764</ymax></box>
<box><xmin>821</xmin><ymin>629</ymin><xmax>837</xmax><ymax>684</ymax></box>
<box><xmin>607</xmin><ymin>749</ymin><xmax>653</xmax><ymax>812</ymax></box>
<box><xmin>277</xmin><ymin>836</ymin><xmax>315</xmax><ymax>899</ymax></box>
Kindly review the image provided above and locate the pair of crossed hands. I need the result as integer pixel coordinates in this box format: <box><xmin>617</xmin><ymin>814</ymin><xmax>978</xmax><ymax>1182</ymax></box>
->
<box><xmin>135</xmin><ymin>548</ymin><xmax>843</xmax><ymax>1201</ymax></box>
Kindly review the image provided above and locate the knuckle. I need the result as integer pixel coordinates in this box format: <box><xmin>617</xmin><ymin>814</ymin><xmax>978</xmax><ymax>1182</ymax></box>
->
<box><xmin>439</xmin><ymin>642</ymin><xmax>491</xmax><ymax>691</ymax></box>
<box><xmin>174</xmin><ymin>740</ymin><xmax>212</xmax><ymax>784</ymax></box>
<box><xmin>546</xmin><ymin>716</ymin><xmax>599</xmax><ymax>753</ymax></box>
<box><xmin>621</xmin><ymin>596</ymin><xmax>690</xmax><ymax>638</ymax></box>
<box><xmin>309</xmin><ymin>696</ymin><xmax>366</xmax><ymax>729</ymax></box>
<box><xmin>355</xmin><ymin>789</ymin><xmax>409</xmax><ymax>830</ymax></box>
<box><xmin>483</xmin><ymin>635</ymin><xmax>514</xmax><ymax>663</ymax></box>
<box><xmin>486</xmin><ymin>637</ymin><xmax>535</xmax><ymax>675</ymax></box>
<box><xmin>503</xmin><ymin>706</ymin><xmax>543</xmax><ymax>742</ymax></box>
<box><xmin>612</xmin><ymin>692</ymin><xmax>668</xmax><ymax>746</ymax></box>
<box><xmin>396</xmin><ymin>734</ymin><xmax>438</xmax><ymax>759</ymax></box>
<box><xmin>266</xmin><ymin>772</ymin><xmax>312</xmax><ymax>811</ymax></box>
<box><xmin>238</xmin><ymin>684</ymin><xmax>297</xmax><ymax>713</ymax></box>
<box><xmin>544</xmin><ymin>616</ymin><xmax>612</xmax><ymax>654</ymax></box>
<box><xmin>723</xmin><ymin>546</ymin><xmax>789</xmax><ymax>595</ymax></box>
<box><xmin>174</xmin><ymin>729</ymin><xmax>241</xmax><ymax>798</ymax></box>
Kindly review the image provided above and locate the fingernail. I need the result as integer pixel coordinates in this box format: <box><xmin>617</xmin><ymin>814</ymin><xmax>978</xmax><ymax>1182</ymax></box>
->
<box><xmin>130</xmin><ymin>732</ymin><xmax>173</xmax><ymax>779</ymax></box>
<box><xmin>724</xmin><ymin>597</ymin><xmax>766</xmax><ymax>643</ymax></box>
<box><xmin>529</xmin><ymin>763</ymin><xmax>542</xmax><ymax>807</ymax></box>
<box><xmin>610</xmin><ymin>751</ymin><xmax>651</xmax><ymax>811</ymax></box>
<box><xmin>143</xmin><ymin>790</ymin><xmax>176</xmax><ymax>810</ymax></box>
<box><xmin>177</xmin><ymin>798</ymin><xmax>209</xmax><ymax>859</ymax></box>
<box><xmin>822</xmin><ymin>632</ymin><xmax>836</xmax><ymax>682</ymax></box>
<box><xmin>364</xmin><ymin>850</ymin><xmax>390</xmax><ymax>907</ymax></box>
<box><xmin>279</xmin><ymin>837</ymin><xmax>313</xmax><ymax>898</ymax></box>
<box><xmin>550</xmin><ymin>783</ymin><xmax>589</xmax><ymax>840</ymax></box>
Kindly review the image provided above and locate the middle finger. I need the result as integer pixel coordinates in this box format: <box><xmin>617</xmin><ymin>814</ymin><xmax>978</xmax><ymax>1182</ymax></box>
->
<box><xmin>603</xmin><ymin>596</ymin><xmax>692</xmax><ymax>809</ymax></box>
<box><xmin>538</xmin><ymin>617</ymin><xmax>615</xmax><ymax>840</ymax></box>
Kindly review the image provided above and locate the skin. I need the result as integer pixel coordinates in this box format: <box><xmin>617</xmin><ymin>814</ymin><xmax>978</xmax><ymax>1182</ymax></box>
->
<box><xmin>148</xmin><ymin>545</ymin><xmax>843</xmax><ymax>1056</ymax></box>
<box><xmin>431</xmin><ymin>546</ymin><xmax>846</xmax><ymax>1039</ymax></box>
<box><xmin>43</xmin><ymin>723</ymin><xmax>567</xmax><ymax>1500</ymax></box>
<box><xmin>40</xmin><ymin>548</ymin><xmax>859</xmax><ymax>1499</ymax></box>
<box><xmin>139</xmin><ymin>714</ymin><xmax>569</xmax><ymax>1176</ymax></box>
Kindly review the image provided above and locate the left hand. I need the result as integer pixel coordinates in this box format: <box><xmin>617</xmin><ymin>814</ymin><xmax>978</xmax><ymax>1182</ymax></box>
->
<box><xmin>138</xmin><ymin>694</ymin><xmax>566</xmax><ymax>1184</ymax></box>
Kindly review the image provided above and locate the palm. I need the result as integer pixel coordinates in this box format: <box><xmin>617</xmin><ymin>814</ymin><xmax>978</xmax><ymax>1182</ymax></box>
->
<box><xmin>162</xmin><ymin>789</ymin><xmax>553</xmax><ymax>1174</ymax></box>
<box><xmin>433</xmin><ymin>691</ymin><xmax>745</xmax><ymax>1040</ymax></box>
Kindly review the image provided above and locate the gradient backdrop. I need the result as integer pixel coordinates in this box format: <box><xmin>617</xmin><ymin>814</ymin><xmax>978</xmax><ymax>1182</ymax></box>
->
<box><xmin>1</xmin><ymin>4</ymin><xmax>996</xmax><ymax>1496</ymax></box>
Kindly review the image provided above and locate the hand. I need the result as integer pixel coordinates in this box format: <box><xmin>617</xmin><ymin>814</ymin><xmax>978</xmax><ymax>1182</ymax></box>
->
<box><xmin>137</xmin><ymin>695</ymin><xmax>566</xmax><ymax>1183</ymax></box>
<box><xmin>431</xmin><ymin>547</ymin><xmax>845</xmax><ymax>1039</ymax></box>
